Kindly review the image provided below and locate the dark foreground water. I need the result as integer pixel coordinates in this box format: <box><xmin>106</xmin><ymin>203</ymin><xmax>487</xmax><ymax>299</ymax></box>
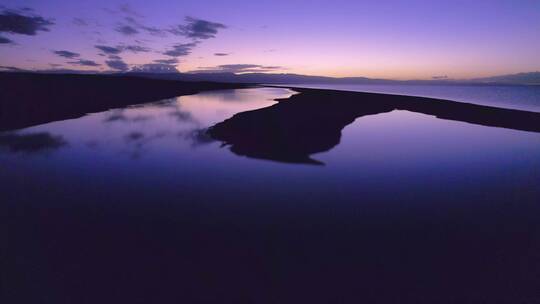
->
<box><xmin>2</xmin><ymin>87</ymin><xmax>540</xmax><ymax>303</ymax></box>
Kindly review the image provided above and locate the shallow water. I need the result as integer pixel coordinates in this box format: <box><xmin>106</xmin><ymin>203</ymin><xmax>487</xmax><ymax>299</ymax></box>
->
<box><xmin>283</xmin><ymin>83</ymin><xmax>540</xmax><ymax>112</ymax></box>
<box><xmin>2</xmin><ymin>87</ymin><xmax>538</xmax><ymax>206</ymax></box>
<box><xmin>2</xmin><ymin>87</ymin><xmax>540</xmax><ymax>302</ymax></box>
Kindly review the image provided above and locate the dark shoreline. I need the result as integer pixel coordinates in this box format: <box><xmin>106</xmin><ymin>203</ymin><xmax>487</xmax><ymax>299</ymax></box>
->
<box><xmin>209</xmin><ymin>86</ymin><xmax>540</xmax><ymax>164</ymax></box>
<box><xmin>0</xmin><ymin>72</ymin><xmax>251</xmax><ymax>132</ymax></box>
<box><xmin>2</xmin><ymin>71</ymin><xmax>540</xmax><ymax>141</ymax></box>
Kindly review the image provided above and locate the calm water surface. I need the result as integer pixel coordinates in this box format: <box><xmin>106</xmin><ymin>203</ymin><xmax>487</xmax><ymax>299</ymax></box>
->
<box><xmin>2</xmin><ymin>87</ymin><xmax>540</xmax><ymax>302</ymax></box>
<box><xmin>2</xmin><ymin>87</ymin><xmax>538</xmax><ymax>205</ymax></box>
<box><xmin>283</xmin><ymin>83</ymin><xmax>540</xmax><ymax>111</ymax></box>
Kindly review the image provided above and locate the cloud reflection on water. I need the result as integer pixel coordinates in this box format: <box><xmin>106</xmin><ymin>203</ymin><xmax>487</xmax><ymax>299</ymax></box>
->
<box><xmin>0</xmin><ymin>88</ymin><xmax>291</xmax><ymax>161</ymax></box>
<box><xmin>0</xmin><ymin>132</ymin><xmax>66</xmax><ymax>153</ymax></box>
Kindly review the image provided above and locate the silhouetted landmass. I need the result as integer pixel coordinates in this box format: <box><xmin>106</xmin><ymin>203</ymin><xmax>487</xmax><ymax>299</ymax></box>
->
<box><xmin>5</xmin><ymin>68</ymin><xmax>540</xmax><ymax>85</ymax></box>
<box><xmin>209</xmin><ymin>87</ymin><xmax>540</xmax><ymax>164</ymax></box>
<box><xmin>0</xmin><ymin>72</ymin><xmax>251</xmax><ymax>131</ymax></box>
<box><xmin>129</xmin><ymin>71</ymin><xmax>540</xmax><ymax>85</ymax></box>
<box><xmin>472</xmin><ymin>71</ymin><xmax>540</xmax><ymax>85</ymax></box>
<box><xmin>129</xmin><ymin>71</ymin><xmax>447</xmax><ymax>85</ymax></box>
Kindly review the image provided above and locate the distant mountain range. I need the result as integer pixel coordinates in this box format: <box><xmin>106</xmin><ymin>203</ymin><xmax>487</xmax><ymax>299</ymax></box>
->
<box><xmin>471</xmin><ymin>72</ymin><xmax>540</xmax><ymax>85</ymax></box>
<box><xmin>128</xmin><ymin>71</ymin><xmax>540</xmax><ymax>86</ymax></box>
<box><xmin>2</xmin><ymin>66</ymin><xmax>539</xmax><ymax>85</ymax></box>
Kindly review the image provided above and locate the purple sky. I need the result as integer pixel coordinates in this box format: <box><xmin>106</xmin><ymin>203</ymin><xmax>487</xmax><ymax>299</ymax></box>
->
<box><xmin>0</xmin><ymin>0</ymin><xmax>539</xmax><ymax>79</ymax></box>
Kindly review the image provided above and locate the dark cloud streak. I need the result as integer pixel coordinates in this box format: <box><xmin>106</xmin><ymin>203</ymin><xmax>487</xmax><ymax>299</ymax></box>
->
<box><xmin>72</xmin><ymin>18</ymin><xmax>88</xmax><ymax>26</ymax></box>
<box><xmin>190</xmin><ymin>64</ymin><xmax>282</xmax><ymax>74</ymax></box>
<box><xmin>0</xmin><ymin>10</ymin><xmax>54</xmax><ymax>35</ymax></box>
<box><xmin>154</xmin><ymin>58</ymin><xmax>178</xmax><ymax>64</ymax></box>
<box><xmin>170</xmin><ymin>17</ymin><xmax>226</xmax><ymax>40</ymax></box>
<box><xmin>163</xmin><ymin>42</ymin><xmax>198</xmax><ymax>57</ymax></box>
<box><xmin>123</xmin><ymin>45</ymin><xmax>150</xmax><ymax>53</ymax></box>
<box><xmin>132</xmin><ymin>64</ymin><xmax>178</xmax><ymax>73</ymax></box>
<box><xmin>0</xmin><ymin>65</ymin><xmax>23</xmax><ymax>71</ymax></box>
<box><xmin>53</xmin><ymin>50</ymin><xmax>80</xmax><ymax>59</ymax></box>
<box><xmin>116</xmin><ymin>25</ymin><xmax>138</xmax><ymax>35</ymax></box>
<box><xmin>95</xmin><ymin>45</ymin><xmax>122</xmax><ymax>55</ymax></box>
<box><xmin>68</xmin><ymin>59</ymin><xmax>101</xmax><ymax>67</ymax></box>
<box><xmin>106</xmin><ymin>59</ymin><xmax>129</xmax><ymax>71</ymax></box>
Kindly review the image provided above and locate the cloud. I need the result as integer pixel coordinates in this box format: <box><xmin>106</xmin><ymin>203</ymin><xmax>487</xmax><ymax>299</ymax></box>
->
<box><xmin>131</xmin><ymin>63</ymin><xmax>179</xmax><ymax>73</ymax></box>
<box><xmin>95</xmin><ymin>45</ymin><xmax>122</xmax><ymax>55</ymax></box>
<box><xmin>118</xmin><ymin>4</ymin><xmax>143</xmax><ymax>18</ymax></box>
<box><xmin>53</xmin><ymin>50</ymin><xmax>80</xmax><ymax>59</ymax></box>
<box><xmin>123</xmin><ymin>44</ymin><xmax>150</xmax><ymax>53</ymax></box>
<box><xmin>163</xmin><ymin>42</ymin><xmax>198</xmax><ymax>57</ymax></box>
<box><xmin>0</xmin><ymin>10</ymin><xmax>54</xmax><ymax>35</ymax></box>
<box><xmin>0</xmin><ymin>65</ymin><xmax>23</xmax><ymax>71</ymax></box>
<box><xmin>106</xmin><ymin>59</ymin><xmax>129</xmax><ymax>71</ymax></box>
<box><xmin>95</xmin><ymin>44</ymin><xmax>149</xmax><ymax>56</ymax></box>
<box><xmin>154</xmin><ymin>58</ymin><xmax>178</xmax><ymax>64</ymax></box>
<box><xmin>72</xmin><ymin>18</ymin><xmax>87</xmax><ymax>26</ymax></box>
<box><xmin>116</xmin><ymin>24</ymin><xmax>138</xmax><ymax>35</ymax></box>
<box><xmin>141</xmin><ymin>25</ymin><xmax>165</xmax><ymax>36</ymax></box>
<box><xmin>214</xmin><ymin>53</ymin><xmax>229</xmax><ymax>56</ymax></box>
<box><xmin>68</xmin><ymin>59</ymin><xmax>101</xmax><ymax>67</ymax></box>
<box><xmin>170</xmin><ymin>17</ymin><xmax>226</xmax><ymax>40</ymax></box>
<box><xmin>124</xmin><ymin>16</ymin><xmax>166</xmax><ymax>37</ymax></box>
<box><xmin>190</xmin><ymin>64</ymin><xmax>282</xmax><ymax>74</ymax></box>
<box><xmin>0</xmin><ymin>35</ymin><xmax>12</xmax><ymax>44</ymax></box>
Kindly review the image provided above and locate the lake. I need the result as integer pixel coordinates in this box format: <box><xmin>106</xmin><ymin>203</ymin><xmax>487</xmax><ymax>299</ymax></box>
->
<box><xmin>2</xmin><ymin>86</ymin><xmax>540</xmax><ymax>302</ymax></box>
<box><xmin>283</xmin><ymin>83</ymin><xmax>540</xmax><ymax>111</ymax></box>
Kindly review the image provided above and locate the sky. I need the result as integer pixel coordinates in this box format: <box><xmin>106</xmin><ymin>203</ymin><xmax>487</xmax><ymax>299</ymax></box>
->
<box><xmin>0</xmin><ymin>0</ymin><xmax>539</xmax><ymax>79</ymax></box>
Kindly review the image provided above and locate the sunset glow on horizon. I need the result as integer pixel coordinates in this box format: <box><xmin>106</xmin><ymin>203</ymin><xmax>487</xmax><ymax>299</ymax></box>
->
<box><xmin>1</xmin><ymin>0</ymin><xmax>539</xmax><ymax>79</ymax></box>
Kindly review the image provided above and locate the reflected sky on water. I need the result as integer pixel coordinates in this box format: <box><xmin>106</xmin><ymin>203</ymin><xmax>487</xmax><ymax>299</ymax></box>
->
<box><xmin>1</xmin><ymin>86</ymin><xmax>539</xmax><ymax>208</ymax></box>
<box><xmin>2</xmin><ymin>87</ymin><xmax>540</xmax><ymax>303</ymax></box>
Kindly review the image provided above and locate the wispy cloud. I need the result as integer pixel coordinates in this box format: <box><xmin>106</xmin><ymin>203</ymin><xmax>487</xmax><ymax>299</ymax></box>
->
<box><xmin>0</xmin><ymin>9</ymin><xmax>54</xmax><ymax>36</ymax></box>
<box><xmin>116</xmin><ymin>24</ymin><xmax>138</xmax><ymax>35</ymax></box>
<box><xmin>191</xmin><ymin>64</ymin><xmax>282</xmax><ymax>74</ymax></box>
<box><xmin>132</xmin><ymin>63</ymin><xmax>179</xmax><ymax>73</ymax></box>
<box><xmin>124</xmin><ymin>16</ymin><xmax>166</xmax><ymax>37</ymax></box>
<box><xmin>170</xmin><ymin>17</ymin><xmax>226</xmax><ymax>40</ymax></box>
<box><xmin>95</xmin><ymin>45</ymin><xmax>122</xmax><ymax>55</ymax></box>
<box><xmin>68</xmin><ymin>59</ymin><xmax>101</xmax><ymax>67</ymax></box>
<box><xmin>0</xmin><ymin>65</ymin><xmax>23</xmax><ymax>71</ymax></box>
<box><xmin>123</xmin><ymin>44</ymin><xmax>150</xmax><ymax>53</ymax></box>
<box><xmin>106</xmin><ymin>58</ymin><xmax>129</xmax><ymax>71</ymax></box>
<box><xmin>164</xmin><ymin>42</ymin><xmax>198</xmax><ymax>57</ymax></box>
<box><xmin>118</xmin><ymin>4</ymin><xmax>143</xmax><ymax>18</ymax></box>
<box><xmin>72</xmin><ymin>17</ymin><xmax>88</xmax><ymax>26</ymax></box>
<box><xmin>154</xmin><ymin>58</ymin><xmax>178</xmax><ymax>64</ymax></box>
<box><xmin>53</xmin><ymin>50</ymin><xmax>80</xmax><ymax>59</ymax></box>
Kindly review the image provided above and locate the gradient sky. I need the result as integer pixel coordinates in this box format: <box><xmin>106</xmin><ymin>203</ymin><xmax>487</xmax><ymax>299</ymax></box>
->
<box><xmin>1</xmin><ymin>0</ymin><xmax>539</xmax><ymax>79</ymax></box>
